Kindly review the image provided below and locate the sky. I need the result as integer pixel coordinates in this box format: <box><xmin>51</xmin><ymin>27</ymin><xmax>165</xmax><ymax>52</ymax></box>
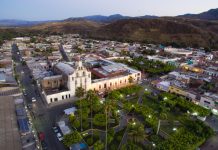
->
<box><xmin>1</xmin><ymin>0</ymin><xmax>218</xmax><ymax>21</ymax></box>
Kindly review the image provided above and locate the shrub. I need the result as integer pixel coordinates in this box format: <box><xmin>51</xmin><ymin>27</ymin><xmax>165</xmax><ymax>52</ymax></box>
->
<box><xmin>86</xmin><ymin>137</ymin><xmax>94</xmax><ymax>146</ymax></box>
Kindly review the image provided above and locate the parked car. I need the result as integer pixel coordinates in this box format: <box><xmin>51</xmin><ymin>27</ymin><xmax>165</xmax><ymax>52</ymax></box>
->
<box><xmin>38</xmin><ymin>132</ymin><xmax>45</xmax><ymax>142</ymax></box>
<box><xmin>27</xmin><ymin>104</ymin><xmax>32</xmax><ymax>109</ymax></box>
<box><xmin>23</xmin><ymin>91</ymin><xmax>27</xmax><ymax>96</ymax></box>
<box><xmin>53</xmin><ymin>126</ymin><xmax>59</xmax><ymax>133</ymax></box>
<box><xmin>56</xmin><ymin>133</ymin><xmax>63</xmax><ymax>141</ymax></box>
<box><xmin>41</xmin><ymin>141</ymin><xmax>48</xmax><ymax>150</ymax></box>
<box><xmin>31</xmin><ymin>97</ymin><xmax>36</xmax><ymax>102</ymax></box>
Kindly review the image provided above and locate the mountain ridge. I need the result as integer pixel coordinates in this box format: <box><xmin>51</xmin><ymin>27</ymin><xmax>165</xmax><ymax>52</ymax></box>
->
<box><xmin>1</xmin><ymin>8</ymin><xmax>218</xmax><ymax>27</ymax></box>
<box><xmin>178</xmin><ymin>8</ymin><xmax>218</xmax><ymax>20</ymax></box>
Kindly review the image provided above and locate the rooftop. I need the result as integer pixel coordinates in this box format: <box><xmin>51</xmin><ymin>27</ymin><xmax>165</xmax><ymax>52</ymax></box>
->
<box><xmin>55</xmin><ymin>62</ymin><xmax>75</xmax><ymax>75</ymax></box>
<box><xmin>0</xmin><ymin>96</ymin><xmax>22</xmax><ymax>150</ymax></box>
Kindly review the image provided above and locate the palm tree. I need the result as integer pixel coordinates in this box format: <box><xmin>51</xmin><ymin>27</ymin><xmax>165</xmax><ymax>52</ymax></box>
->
<box><xmin>104</xmin><ymin>99</ymin><xmax>116</xmax><ymax>150</ymax></box>
<box><xmin>75</xmin><ymin>87</ymin><xmax>85</xmax><ymax>98</ymax></box>
<box><xmin>86</xmin><ymin>90</ymin><xmax>95</xmax><ymax>141</ymax></box>
<box><xmin>127</xmin><ymin>121</ymin><xmax>147</xmax><ymax>144</ymax></box>
<box><xmin>75</xmin><ymin>87</ymin><xmax>85</xmax><ymax>131</ymax></box>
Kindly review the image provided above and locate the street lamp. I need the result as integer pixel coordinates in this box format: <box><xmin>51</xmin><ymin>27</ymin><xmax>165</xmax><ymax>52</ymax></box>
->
<box><xmin>148</xmin><ymin>115</ymin><xmax>151</xmax><ymax>118</ymax></box>
<box><xmin>173</xmin><ymin>127</ymin><xmax>177</xmax><ymax>131</ymax></box>
<box><xmin>163</xmin><ymin>97</ymin><xmax>167</xmax><ymax>100</ymax></box>
<box><xmin>132</xmin><ymin>122</ymin><xmax>136</xmax><ymax>126</ymax></box>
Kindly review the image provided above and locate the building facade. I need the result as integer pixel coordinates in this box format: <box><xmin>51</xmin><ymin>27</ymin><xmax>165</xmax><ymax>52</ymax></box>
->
<box><xmin>42</xmin><ymin>60</ymin><xmax>141</xmax><ymax>104</ymax></box>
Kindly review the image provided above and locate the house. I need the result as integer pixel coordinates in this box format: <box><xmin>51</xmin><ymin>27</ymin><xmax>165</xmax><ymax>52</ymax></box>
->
<box><xmin>156</xmin><ymin>81</ymin><xmax>170</xmax><ymax>92</ymax></box>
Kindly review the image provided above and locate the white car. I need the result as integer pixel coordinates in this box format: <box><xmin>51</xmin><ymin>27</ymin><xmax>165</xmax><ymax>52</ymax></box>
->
<box><xmin>52</xmin><ymin>126</ymin><xmax>58</xmax><ymax>130</ymax></box>
<box><xmin>56</xmin><ymin>133</ymin><xmax>63</xmax><ymax>141</ymax></box>
<box><xmin>31</xmin><ymin>97</ymin><xmax>36</xmax><ymax>102</ymax></box>
<box><xmin>54</xmin><ymin>129</ymin><xmax>59</xmax><ymax>133</ymax></box>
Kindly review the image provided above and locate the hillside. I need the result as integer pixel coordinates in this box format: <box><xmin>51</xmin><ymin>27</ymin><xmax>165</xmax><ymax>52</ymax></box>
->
<box><xmin>89</xmin><ymin>18</ymin><xmax>218</xmax><ymax>49</ymax></box>
<box><xmin>1</xmin><ymin>18</ymin><xmax>218</xmax><ymax>49</ymax></box>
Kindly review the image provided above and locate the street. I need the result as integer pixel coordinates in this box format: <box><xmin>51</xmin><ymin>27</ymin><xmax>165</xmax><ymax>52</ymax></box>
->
<box><xmin>12</xmin><ymin>44</ymin><xmax>72</xmax><ymax>150</ymax></box>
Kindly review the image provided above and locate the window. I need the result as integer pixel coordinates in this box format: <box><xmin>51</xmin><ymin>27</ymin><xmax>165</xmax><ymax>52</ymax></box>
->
<box><xmin>72</xmin><ymin>77</ymin><xmax>74</xmax><ymax>81</ymax></box>
<box><xmin>88</xmin><ymin>73</ymin><xmax>91</xmax><ymax>78</ymax></box>
<box><xmin>204</xmin><ymin>101</ymin><xmax>210</xmax><ymax>104</ymax></box>
<box><xmin>62</xmin><ymin>96</ymin><xmax>64</xmax><ymax>99</ymax></box>
<box><xmin>104</xmin><ymin>83</ymin><xmax>107</xmax><ymax>88</ymax></box>
<box><xmin>66</xmin><ymin>95</ymin><xmax>67</xmax><ymax>99</ymax></box>
<box><xmin>48</xmin><ymin>81</ymin><xmax>50</xmax><ymax>85</ymax></box>
<box><xmin>54</xmin><ymin>98</ymin><xmax>58</xmax><ymax>101</ymax></box>
<box><xmin>76</xmin><ymin>73</ymin><xmax>79</xmax><ymax>77</ymax></box>
<box><xmin>120</xmin><ymin>80</ymin><xmax>122</xmax><ymax>84</ymax></box>
<box><xmin>110</xmin><ymin>82</ymin><xmax>112</xmax><ymax>86</ymax></box>
<box><xmin>99</xmin><ymin>85</ymin><xmax>101</xmax><ymax>89</ymax></box>
<box><xmin>83</xmin><ymin>71</ymin><xmax>85</xmax><ymax>76</ymax></box>
<box><xmin>69</xmin><ymin>94</ymin><xmax>70</xmax><ymax>98</ymax></box>
<box><xmin>50</xmin><ymin>98</ymin><xmax>53</xmax><ymax>103</ymax></box>
<box><xmin>75</xmin><ymin>80</ymin><xmax>77</xmax><ymax>85</ymax></box>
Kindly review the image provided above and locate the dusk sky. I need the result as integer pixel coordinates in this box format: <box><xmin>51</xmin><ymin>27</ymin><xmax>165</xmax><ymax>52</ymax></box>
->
<box><xmin>1</xmin><ymin>0</ymin><xmax>218</xmax><ymax>20</ymax></box>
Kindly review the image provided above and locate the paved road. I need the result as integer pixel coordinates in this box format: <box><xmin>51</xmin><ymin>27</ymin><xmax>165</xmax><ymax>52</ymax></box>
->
<box><xmin>59</xmin><ymin>45</ymin><xmax>69</xmax><ymax>62</ymax></box>
<box><xmin>201</xmin><ymin>133</ymin><xmax>218</xmax><ymax>150</ymax></box>
<box><xmin>12</xmin><ymin>44</ymin><xmax>73</xmax><ymax>150</ymax></box>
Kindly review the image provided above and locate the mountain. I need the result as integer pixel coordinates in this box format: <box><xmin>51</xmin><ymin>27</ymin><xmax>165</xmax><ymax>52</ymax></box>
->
<box><xmin>0</xmin><ymin>19</ymin><xmax>56</xmax><ymax>27</ymax></box>
<box><xmin>2</xmin><ymin>10</ymin><xmax>218</xmax><ymax>49</ymax></box>
<box><xmin>178</xmin><ymin>8</ymin><xmax>218</xmax><ymax>20</ymax></box>
<box><xmin>66</xmin><ymin>14</ymin><xmax>158</xmax><ymax>23</ymax></box>
<box><xmin>17</xmin><ymin>17</ymin><xmax>217</xmax><ymax>49</ymax></box>
<box><xmin>0</xmin><ymin>14</ymin><xmax>158</xmax><ymax>27</ymax></box>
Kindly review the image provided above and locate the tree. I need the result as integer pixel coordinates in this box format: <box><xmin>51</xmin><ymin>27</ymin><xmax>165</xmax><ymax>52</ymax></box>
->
<box><xmin>128</xmin><ymin>76</ymin><xmax>134</xmax><ymax>84</ymax></box>
<box><xmin>104</xmin><ymin>99</ymin><xmax>117</xmax><ymax>150</ymax></box>
<box><xmin>63</xmin><ymin>131</ymin><xmax>82</xmax><ymax>147</ymax></box>
<box><xmin>75</xmin><ymin>87</ymin><xmax>85</xmax><ymax>98</ymax></box>
<box><xmin>75</xmin><ymin>87</ymin><xmax>85</xmax><ymax>131</ymax></box>
<box><xmin>86</xmin><ymin>90</ymin><xmax>96</xmax><ymax>142</ymax></box>
<box><xmin>93</xmin><ymin>114</ymin><xmax>106</xmax><ymax>127</ymax></box>
<box><xmin>93</xmin><ymin>140</ymin><xmax>104</xmax><ymax>150</ymax></box>
<box><xmin>127</xmin><ymin>121</ymin><xmax>147</xmax><ymax>144</ymax></box>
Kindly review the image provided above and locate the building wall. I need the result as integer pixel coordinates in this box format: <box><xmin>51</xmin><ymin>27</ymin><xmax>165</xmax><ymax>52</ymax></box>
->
<box><xmin>156</xmin><ymin>83</ymin><xmax>170</xmax><ymax>92</ymax></box>
<box><xmin>186</xmin><ymin>92</ymin><xmax>197</xmax><ymax>101</ymax></box>
<box><xmin>169</xmin><ymin>86</ymin><xmax>187</xmax><ymax>97</ymax></box>
<box><xmin>199</xmin><ymin>96</ymin><xmax>215</xmax><ymax>109</ymax></box>
<box><xmin>44</xmin><ymin>61</ymin><xmax>141</xmax><ymax>103</ymax></box>
<box><xmin>91</xmin><ymin>73</ymin><xmax>141</xmax><ymax>92</ymax></box>
<box><xmin>67</xmin><ymin>61</ymin><xmax>92</xmax><ymax>95</ymax></box>
<box><xmin>41</xmin><ymin>76</ymin><xmax>63</xmax><ymax>90</ymax></box>
<box><xmin>44</xmin><ymin>90</ymin><xmax>73</xmax><ymax>104</ymax></box>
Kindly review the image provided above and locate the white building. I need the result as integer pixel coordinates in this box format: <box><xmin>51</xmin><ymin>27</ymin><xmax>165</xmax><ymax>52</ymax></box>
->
<box><xmin>199</xmin><ymin>93</ymin><xmax>218</xmax><ymax>115</ymax></box>
<box><xmin>42</xmin><ymin>59</ymin><xmax>141</xmax><ymax>104</ymax></box>
<box><xmin>43</xmin><ymin>61</ymin><xmax>92</xmax><ymax>104</ymax></box>
<box><xmin>164</xmin><ymin>47</ymin><xmax>193</xmax><ymax>56</ymax></box>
